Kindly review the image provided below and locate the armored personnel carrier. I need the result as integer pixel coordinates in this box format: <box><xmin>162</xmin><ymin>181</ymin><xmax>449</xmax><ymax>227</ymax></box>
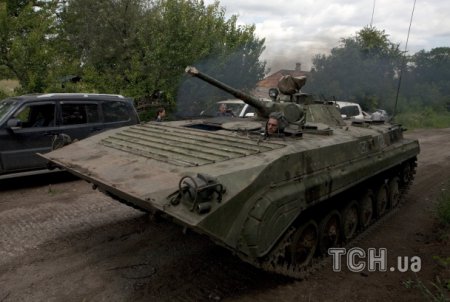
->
<box><xmin>42</xmin><ymin>67</ymin><xmax>419</xmax><ymax>278</ymax></box>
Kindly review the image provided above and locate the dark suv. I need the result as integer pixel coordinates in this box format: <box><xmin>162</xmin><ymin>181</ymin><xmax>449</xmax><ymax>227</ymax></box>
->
<box><xmin>0</xmin><ymin>93</ymin><xmax>139</xmax><ymax>175</ymax></box>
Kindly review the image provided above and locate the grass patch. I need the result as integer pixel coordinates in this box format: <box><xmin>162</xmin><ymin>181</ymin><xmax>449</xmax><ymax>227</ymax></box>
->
<box><xmin>47</xmin><ymin>184</ymin><xmax>60</xmax><ymax>196</ymax></box>
<box><xmin>415</xmin><ymin>277</ymin><xmax>450</xmax><ymax>301</ymax></box>
<box><xmin>436</xmin><ymin>185</ymin><xmax>450</xmax><ymax>226</ymax></box>
<box><xmin>402</xmin><ymin>254</ymin><xmax>450</xmax><ymax>301</ymax></box>
<box><xmin>395</xmin><ymin>109</ymin><xmax>450</xmax><ymax>129</ymax></box>
<box><xmin>0</xmin><ymin>79</ymin><xmax>20</xmax><ymax>95</ymax></box>
<box><xmin>403</xmin><ymin>184</ymin><xmax>450</xmax><ymax>300</ymax></box>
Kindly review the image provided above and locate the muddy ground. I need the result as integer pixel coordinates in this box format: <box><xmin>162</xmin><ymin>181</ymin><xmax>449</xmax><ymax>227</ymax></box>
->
<box><xmin>0</xmin><ymin>128</ymin><xmax>449</xmax><ymax>302</ymax></box>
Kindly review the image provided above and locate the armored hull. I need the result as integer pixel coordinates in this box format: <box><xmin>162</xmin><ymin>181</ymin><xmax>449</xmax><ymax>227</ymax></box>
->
<box><xmin>42</xmin><ymin>67</ymin><xmax>419</xmax><ymax>277</ymax></box>
<box><xmin>43</xmin><ymin>114</ymin><xmax>419</xmax><ymax>277</ymax></box>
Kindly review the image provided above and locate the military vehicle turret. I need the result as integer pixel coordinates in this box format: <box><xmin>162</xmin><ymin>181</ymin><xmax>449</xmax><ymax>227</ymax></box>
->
<box><xmin>186</xmin><ymin>66</ymin><xmax>307</xmax><ymax>125</ymax></box>
<box><xmin>41</xmin><ymin>67</ymin><xmax>419</xmax><ymax>278</ymax></box>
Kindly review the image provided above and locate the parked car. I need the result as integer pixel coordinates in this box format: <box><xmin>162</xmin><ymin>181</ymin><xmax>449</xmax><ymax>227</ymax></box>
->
<box><xmin>335</xmin><ymin>101</ymin><xmax>366</xmax><ymax>120</ymax></box>
<box><xmin>0</xmin><ymin>93</ymin><xmax>139</xmax><ymax>175</ymax></box>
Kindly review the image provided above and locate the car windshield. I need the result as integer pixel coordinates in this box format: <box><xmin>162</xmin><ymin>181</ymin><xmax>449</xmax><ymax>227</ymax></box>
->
<box><xmin>0</xmin><ymin>99</ymin><xmax>16</xmax><ymax>125</ymax></box>
<box><xmin>201</xmin><ymin>102</ymin><xmax>245</xmax><ymax>117</ymax></box>
<box><xmin>340</xmin><ymin>105</ymin><xmax>360</xmax><ymax>117</ymax></box>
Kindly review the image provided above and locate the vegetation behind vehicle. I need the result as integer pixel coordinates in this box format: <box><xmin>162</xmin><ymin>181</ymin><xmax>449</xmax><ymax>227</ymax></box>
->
<box><xmin>0</xmin><ymin>3</ymin><xmax>448</xmax><ymax>128</ymax></box>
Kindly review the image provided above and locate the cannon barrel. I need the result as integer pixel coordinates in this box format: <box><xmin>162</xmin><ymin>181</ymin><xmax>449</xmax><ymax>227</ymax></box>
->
<box><xmin>185</xmin><ymin>66</ymin><xmax>273</xmax><ymax>118</ymax></box>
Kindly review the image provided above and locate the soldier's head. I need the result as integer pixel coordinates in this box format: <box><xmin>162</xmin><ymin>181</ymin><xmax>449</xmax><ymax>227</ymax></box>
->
<box><xmin>219</xmin><ymin>103</ymin><xmax>227</xmax><ymax>113</ymax></box>
<box><xmin>267</xmin><ymin>117</ymin><xmax>279</xmax><ymax>135</ymax></box>
<box><xmin>267</xmin><ymin>112</ymin><xmax>288</xmax><ymax>135</ymax></box>
<box><xmin>156</xmin><ymin>107</ymin><xmax>166</xmax><ymax>119</ymax></box>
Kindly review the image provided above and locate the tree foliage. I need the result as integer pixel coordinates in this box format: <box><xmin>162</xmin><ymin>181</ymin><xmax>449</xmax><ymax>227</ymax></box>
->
<box><xmin>54</xmin><ymin>0</ymin><xmax>266</xmax><ymax>115</ymax></box>
<box><xmin>150</xmin><ymin>0</ymin><xmax>266</xmax><ymax>115</ymax></box>
<box><xmin>400</xmin><ymin>47</ymin><xmax>450</xmax><ymax>110</ymax></box>
<box><xmin>56</xmin><ymin>0</ymin><xmax>145</xmax><ymax>93</ymax></box>
<box><xmin>0</xmin><ymin>0</ymin><xmax>266</xmax><ymax>115</ymax></box>
<box><xmin>0</xmin><ymin>3</ymin><xmax>448</xmax><ymax>122</ymax></box>
<box><xmin>309</xmin><ymin>26</ymin><xmax>449</xmax><ymax>118</ymax></box>
<box><xmin>309</xmin><ymin>26</ymin><xmax>403</xmax><ymax>111</ymax></box>
<box><xmin>0</xmin><ymin>0</ymin><xmax>58</xmax><ymax>92</ymax></box>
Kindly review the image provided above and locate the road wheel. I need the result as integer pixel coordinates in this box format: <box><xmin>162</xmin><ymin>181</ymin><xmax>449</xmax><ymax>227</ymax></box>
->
<box><xmin>388</xmin><ymin>177</ymin><xmax>401</xmax><ymax>208</ymax></box>
<box><xmin>52</xmin><ymin>133</ymin><xmax>72</xmax><ymax>150</ymax></box>
<box><xmin>341</xmin><ymin>200</ymin><xmax>359</xmax><ymax>241</ymax></box>
<box><xmin>400</xmin><ymin>162</ymin><xmax>412</xmax><ymax>185</ymax></box>
<box><xmin>375</xmin><ymin>183</ymin><xmax>388</xmax><ymax>217</ymax></box>
<box><xmin>287</xmin><ymin>220</ymin><xmax>319</xmax><ymax>268</ymax></box>
<box><xmin>318</xmin><ymin>210</ymin><xmax>341</xmax><ymax>254</ymax></box>
<box><xmin>359</xmin><ymin>190</ymin><xmax>374</xmax><ymax>230</ymax></box>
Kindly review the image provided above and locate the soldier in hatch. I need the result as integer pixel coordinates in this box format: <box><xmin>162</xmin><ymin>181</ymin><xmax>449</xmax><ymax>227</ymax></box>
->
<box><xmin>265</xmin><ymin>112</ymin><xmax>288</xmax><ymax>137</ymax></box>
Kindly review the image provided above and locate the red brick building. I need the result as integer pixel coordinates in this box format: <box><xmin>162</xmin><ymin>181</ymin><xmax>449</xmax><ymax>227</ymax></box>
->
<box><xmin>254</xmin><ymin>63</ymin><xmax>309</xmax><ymax>97</ymax></box>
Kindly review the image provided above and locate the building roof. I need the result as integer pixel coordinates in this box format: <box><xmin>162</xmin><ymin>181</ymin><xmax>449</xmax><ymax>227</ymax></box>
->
<box><xmin>257</xmin><ymin>63</ymin><xmax>309</xmax><ymax>89</ymax></box>
<box><xmin>253</xmin><ymin>63</ymin><xmax>309</xmax><ymax>98</ymax></box>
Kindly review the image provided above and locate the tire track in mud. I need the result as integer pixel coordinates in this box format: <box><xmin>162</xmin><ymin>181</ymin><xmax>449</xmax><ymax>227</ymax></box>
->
<box><xmin>0</xmin><ymin>176</ymin><xmax>282</xmax><ymax>301</ymax></box>
<box><xmin>128</xmin><ymin>246</ymin><xmax>286</xmax><ymax>302</ymax></box>
<box><xmin>0</xmin><ymin>191</ymin><xmax>142</xmax><ymax>263</ymax></box>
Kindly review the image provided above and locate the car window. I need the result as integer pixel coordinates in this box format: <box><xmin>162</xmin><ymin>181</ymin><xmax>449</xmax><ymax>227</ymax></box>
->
<box><xmin>226</xmin><ymin>103</ymin><xmax>245</xmax><ymax>117</ymax></box>
<box><xmin>340</xmin><ymin>105</ymin><xmax>360</xmax><ymax>117</ymax></box>
<box><xmin>102</xmin><ymin>101</ymin><xmax>130</xmax><ymax>122</ymax></box>
<box><xmin>0</xmin><ymin>100</ymin><xmax>15</xmax><ymax>125</ymax></box>
<box><xmin>202</xmin><ymin>102</ymin><xmax>245</xmax><ymax>117</ymax></box>
<box><xmin>245</xmin><ymin>106</ymin><xmax>256</xmax><ymax>115</ymax></box>
<box><xmin>61</xmin><ymin>103</ymin><xmax>100</xmax><ymax>125</ymax></box>
<box><xmin>15</xmin><ymin>103</ymin><xmax>56</xmax><ymax>128</ymax></box>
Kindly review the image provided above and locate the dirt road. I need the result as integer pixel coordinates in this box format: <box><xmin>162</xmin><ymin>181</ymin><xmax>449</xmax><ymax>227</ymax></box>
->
<box><xmin>0</xmin><ymin>129</ymin><xmax>449</xmax><ymax>302</ymax></box>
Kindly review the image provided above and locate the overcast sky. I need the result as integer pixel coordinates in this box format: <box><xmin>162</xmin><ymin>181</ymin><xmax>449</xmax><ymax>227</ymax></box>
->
<box><xmin>204</xmin><ymin>0</ymin><xmax>450</xmax><ymax>73</ymax></box>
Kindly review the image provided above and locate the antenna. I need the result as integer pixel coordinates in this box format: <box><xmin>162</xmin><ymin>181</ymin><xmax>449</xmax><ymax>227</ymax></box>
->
<box><xmin>393</xmin><ymin>0</ymin><xmax>417</xmax><ymax>118</ymax></box>
<box><xmin>370</xmin><ymin>0</ymin><xmax>376</xmax><ymax>27</ymax></box>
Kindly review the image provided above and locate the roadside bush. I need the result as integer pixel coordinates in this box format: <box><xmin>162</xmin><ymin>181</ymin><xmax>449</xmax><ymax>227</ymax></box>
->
<box><xmin>0</xmin><ymin>89</ymin><xmax>7</xmax><ymax>100</ymax></box>
<box><xmin>436</xmin><ymin>185</ymin><xmax>450</xmax><ymax>225</ymax></box>
<box><xmin>405</xmin><ymin>185</ymin><xmax>450</xmax><ymax>301</ymax></box>
<box><xmin>395</xmin><ymin>107</ymin><xmax>450</xmax><ymax>129</ymax></box>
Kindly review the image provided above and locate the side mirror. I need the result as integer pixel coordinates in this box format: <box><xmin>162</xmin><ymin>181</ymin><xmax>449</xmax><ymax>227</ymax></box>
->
<box><xmin>244</xmin><ymin>112</ymin><xmax>255</xmax><ymax>118</ymax></box>
<box><xmin>341</xmin><ymin>114</ymin><xmax>348</xmax><ymax>119</ymax></box>
<box><xmin>6</xmin><ymin>118</ymin><xmax>22</xmax><ymax>129</ymax></box>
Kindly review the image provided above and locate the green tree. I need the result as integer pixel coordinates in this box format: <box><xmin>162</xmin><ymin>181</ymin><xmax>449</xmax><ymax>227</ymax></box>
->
<box><xmin>0</xmin><ymin>0</ymin><xmax>58</xmax><ymax>93</ymax></box>
<box><xmin>58</xmin><ymin>0</ymin><xmax>266</xmax><ymax>116</ymax></box>
<box><xmin>143</xmin><ymin>0</ymin><xmax>266</xmax><ymax>115</ymax></box>
<box><xmin>309</xmin><ymin>26</ymin><xmax>403</xmax><ymax>112</ymax></box>
<box><xmin>401</xmin><ymin>47</ymin><xmax>450</xmax><ymax>110</ymax></box>
<box><xmin>56</xmin><ymin>0</ymin><xmax>145</xmax><ymax>93</ymax></box>
<box><xmin>6</xmin><ymin>0</ymin><xmax>30</xmax><ymax>17</ymax></box>
<box><xmin>1</xmin><ymin>0</ymin><xmax>266</xmax><ymax>114</ymax></box>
